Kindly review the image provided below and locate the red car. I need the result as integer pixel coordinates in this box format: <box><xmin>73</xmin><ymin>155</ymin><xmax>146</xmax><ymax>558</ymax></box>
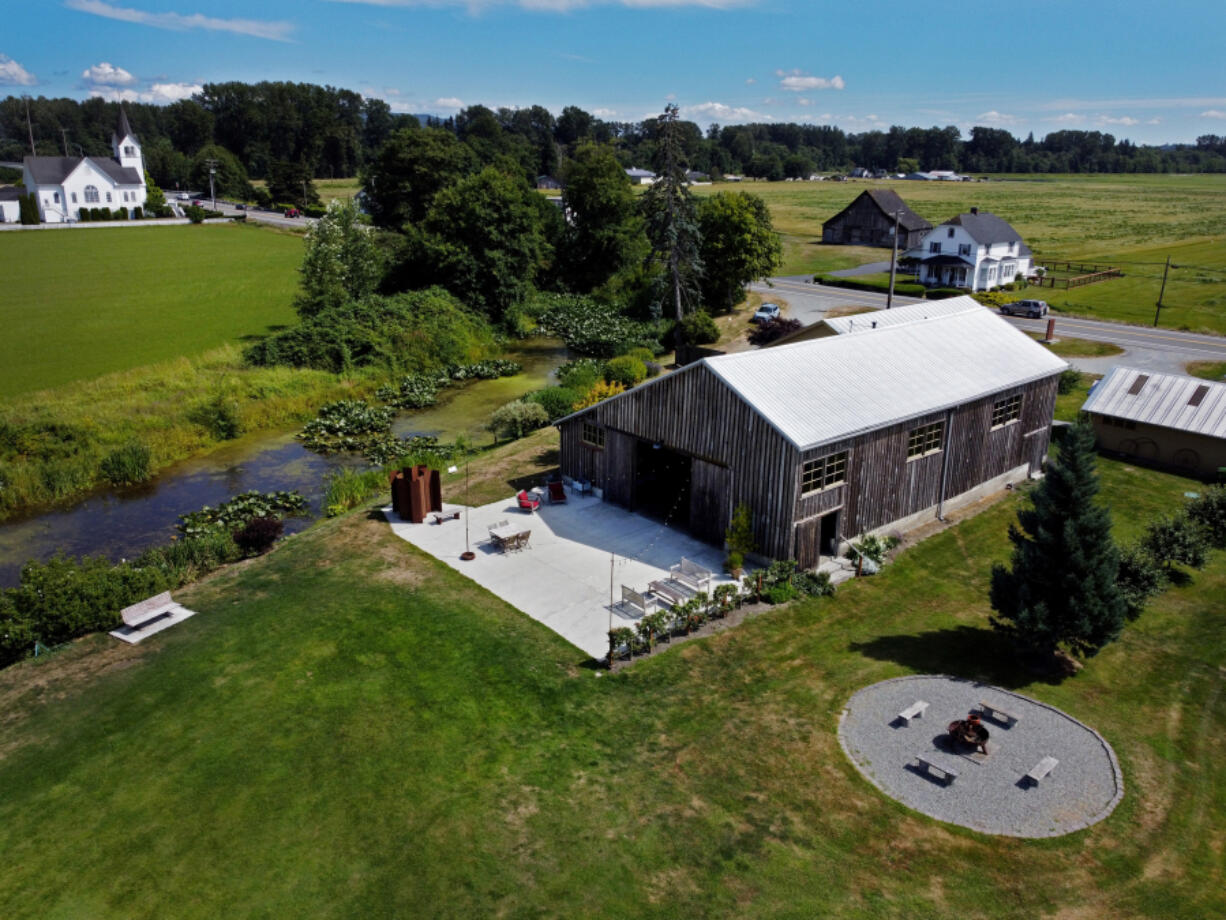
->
<box><xmin>284</xmin><ymin>208</ymin><xmax>300</xmax><ymax>218</ymax></box>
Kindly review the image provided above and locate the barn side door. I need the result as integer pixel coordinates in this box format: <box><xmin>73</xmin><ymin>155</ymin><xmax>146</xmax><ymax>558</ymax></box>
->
<box><xmin>688</xmin><ymin>457</ymin><xmax>731</xmax><ymax>547</ymax></box>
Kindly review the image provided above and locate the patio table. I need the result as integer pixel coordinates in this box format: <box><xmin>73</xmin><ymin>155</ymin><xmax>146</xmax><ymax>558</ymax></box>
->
<box><xmin>490</xmin><ymin>524</ymin><xmax>530</xmax><ymax>551</ymax></box>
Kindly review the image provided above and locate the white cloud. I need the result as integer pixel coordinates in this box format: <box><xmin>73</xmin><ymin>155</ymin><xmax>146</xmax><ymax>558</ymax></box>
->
<box><xmin>434</xmin><ymin>96</ymin><xmax>464</xmax><ymax>108</ymax></box>
<box><xmin>1049</xmin><ymin>112</ymin><xmax>1081</xmax><ymax>124</ymax></box>
<box><xmin>1201</xmin><ymin>109</ymin><xmax>1226</xmax><ymax>119</ymax></box>
<box><xmin>976</xmin><ymin>110</ymin><xmax>1020</xmax><ymax>126</ymax></box>
<box><xmin>797</xmin><ymin>97</ymin><xmax>811</xmax><ymax>106</ymax></box>
<box><xmin>1097</xmin><ymin>115</ymin><xmax>1139</xmax><ymax>126</ymax></box>
<box><xmin>88</xmin><ymin>81</ymin><xmax>203</xmax><ymax>103</ymax></box>
<box><xmin>593</xmin><ymin>107</ymin><xmax>617</xmax><ymax>117</ymax></box>
<box><xmin>65</xmin><ymin>0</ymin><xmax>295</xmax><ymax>42</ymax></box>
<box><xmin>1146</xmin><ymin>117</ymin><xmax>1162</xmax><ymax>125</ymax></box>
<box><xmin>681</xmin><ymin>101</ymin><xmax>770</xmax><ymax>122</ymax></box>
<box><xmin>0</xmin><ymin>53</ymin><xmax>36</xmax><ymax>86</ymax></box>
<box><xmin>745</xmin><ymin>77</ymin><xmax>756</xmax><ymax>85</ymax></box>
<box><xmin>776</xmin><ymin>69</ymin><xmax>844</xmax><ymax>92</ymax></box>
<box><xmin>83</xmin><ymin>61</ymin><xmax>135</xmax><ymax>85</ymax></box>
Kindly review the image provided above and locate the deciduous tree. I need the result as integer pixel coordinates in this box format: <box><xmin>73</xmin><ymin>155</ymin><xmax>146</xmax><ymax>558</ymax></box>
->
<box><xmin>559</xmin><ymin>142</ymin><xmax>648</xmax><ymax>294</ymax></box>
<box><xmin>361</xmin><ymin>127</ymin><xmax>478</xmax><ymax>229</ymax></box>
<box><xmin>296</xmin><ymin>198</ymin><xmax>384</xmax><ymax>318</ymax></box>
<box><xmin>697</xmin><ymin>191</ymin><xmax>781</xmax><ymax>311</ymax></box>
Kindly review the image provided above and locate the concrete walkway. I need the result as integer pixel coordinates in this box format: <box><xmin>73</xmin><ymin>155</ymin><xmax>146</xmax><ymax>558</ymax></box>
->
<box><xmin>384</xmin><ymin>493</ymin><xmax>735</xmax><ymax>659</ymax></box>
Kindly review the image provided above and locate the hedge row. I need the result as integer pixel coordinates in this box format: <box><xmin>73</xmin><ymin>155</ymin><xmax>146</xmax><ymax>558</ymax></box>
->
<box><xmin>813</xmin><ymin>274</ymin><xmax>927</xmax><ymax>298</ymax></box>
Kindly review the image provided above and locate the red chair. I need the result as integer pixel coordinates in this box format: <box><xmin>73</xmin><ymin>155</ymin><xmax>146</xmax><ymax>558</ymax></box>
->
<box><xmin>517</xmin><ymin>490</ymin><xmax>541</xmax><ymax>513</ymax></box>
<box><xmin>547</xmin><ymin>481</ymin><xmax>567</xmax><ymax>504</ymax></box>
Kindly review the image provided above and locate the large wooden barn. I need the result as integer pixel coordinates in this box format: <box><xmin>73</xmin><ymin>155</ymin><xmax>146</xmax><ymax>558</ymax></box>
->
<box><xmin>822</xmin><ymin>189</ymin><xmax>932</xmax><ymax>249</ymax></box>
<box><xmin>557</xmin><ymin>309</ymin><xmax>1067</xmax><ymax>567</ymax></box>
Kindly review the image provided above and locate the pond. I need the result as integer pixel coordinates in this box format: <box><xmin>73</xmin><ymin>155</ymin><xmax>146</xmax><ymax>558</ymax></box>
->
<box><xmin>0</xmin><ymin>339</ymin><xmax>567</xmax><ymax>587</ymax></box>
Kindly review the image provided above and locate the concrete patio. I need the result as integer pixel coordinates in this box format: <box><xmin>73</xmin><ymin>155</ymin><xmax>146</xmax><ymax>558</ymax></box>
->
<box><xmin>383</xmin><ymin>491</ymin><xmax>735</xmax><ymax>659</ymax></box>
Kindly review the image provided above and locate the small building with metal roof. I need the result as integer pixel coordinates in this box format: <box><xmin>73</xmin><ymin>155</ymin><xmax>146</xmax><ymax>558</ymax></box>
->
<box><xmin>1081</xmin><ymin>366</ymin><xmax>1226</xmax><ymax>478</ymax></box>
<box><xmin>557</xmin><ymin>309</ymin><xmax>1066</xmax><ymax>566</ymax></box>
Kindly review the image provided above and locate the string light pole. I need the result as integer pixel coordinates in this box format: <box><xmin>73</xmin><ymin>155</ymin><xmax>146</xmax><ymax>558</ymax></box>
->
<box><xmin>448</xmin><ymin>445</ymin><xmax>475</xmax><ymax>561</ymax></box>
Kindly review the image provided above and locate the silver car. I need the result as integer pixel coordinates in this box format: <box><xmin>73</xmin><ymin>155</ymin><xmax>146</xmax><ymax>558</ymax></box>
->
<box><xmin>1000</xmin><ymin>299</ymin><xmax>1049</xmax><ymax>318</ymax></box>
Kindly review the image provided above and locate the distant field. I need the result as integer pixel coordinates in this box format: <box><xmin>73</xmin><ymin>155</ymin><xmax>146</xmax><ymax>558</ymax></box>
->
<box><xmin>695</xmin><ymin>174</ymin><xmax>1226</xmax><ymax>332</ymax></box>
<box><xmin>0</xmin><ymin>223</ymin><xmax>301</xmax><ymax>398</ymax></box>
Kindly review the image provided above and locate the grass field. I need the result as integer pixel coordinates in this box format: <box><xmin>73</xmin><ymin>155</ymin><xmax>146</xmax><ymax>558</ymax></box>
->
<box><xmin>0</xmin><ymin>443</ymin><xmax>1221</xmax><ymax>918</ymax></box>
<box><xmin>693</xmin><ymin>175</ymin><xmax>1226</xmax><ymax>333</ymax></box>
<box><xmin>1028</xmin><ymin>333</ymin><xmax>1125</xmax><ymax>358</ymax></box>
<box><xmin>1186</xmin><ymin>360</ymin><xmax>1226</xmax><ymax>380</ymax></box>
<box><xmin>0</xmin><ymin>223</ymin><xmax>302</xmax><ymax>398</ymax></box>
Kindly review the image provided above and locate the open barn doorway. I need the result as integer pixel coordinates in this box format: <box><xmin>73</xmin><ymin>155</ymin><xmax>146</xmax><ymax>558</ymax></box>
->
<box><xmin>635</xmin><ymin>440</ymin><xmax>691</xmax><ymax>528</ymax></box>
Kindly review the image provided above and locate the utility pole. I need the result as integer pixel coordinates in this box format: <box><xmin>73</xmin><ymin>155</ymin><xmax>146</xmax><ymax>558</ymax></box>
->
<box><xmin>886</xmin><ymin>209</ymin><xmax>902</xmax><ymax>309</ymax></box>
<box><xmin>61</xmin><ymin>127</ymin><xmax>69</xmax><ymax>157</ymax></box>
<box><xmin>301</xmin><ymin>178</ymin><xmax>308</xmax><ymax>209</ymax></box>
<box><xmin>1153</xmin><ymin>255</ymin><xmax>1171</xmax><ymax>327</ymax></box>
<box><xmin>205</xmin><ymin>157</ymin><xmax>218</xmax><ymax>209</ymax></box>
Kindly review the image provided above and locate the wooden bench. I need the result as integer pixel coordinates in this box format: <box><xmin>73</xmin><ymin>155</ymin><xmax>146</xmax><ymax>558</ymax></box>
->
<box><xmin>621</xmin><ymin>586</ymin><xmax>657</xmax><ymax>617</ymax></box>
<box><xmin>914</xmin><ymin>753</ymin><xmax>960</xmax><ymax>786</ymax></box>
<box><xmin>670</xmin><ymin>557</ymin><xmax>713</xmax><ymax>593</ymax></box>
<box><xmin>120</xmin><ymin>591</ymin><xmax>176</xmax><ymax>630</ymax></box>
<box><xmin>979</xmin><ymin>700</ymin><xmax>1021</xmax><ymax>727</ymax></box>
<box><xmin>896</xmin><ymin>700</ymin><xmax>929</xmax><ymax>724</ymax></box>
<box><xmin>648</xmin><ymin>579</ymin><xmax>693</xmax><ymax>608</ymax></box>
<box><xmin>431</xmin><ymin>511</ymin><xmax>461</xmax><ymax>524</ymax></box>
<box><xmin>1026</xmin><ymin>756</ymin><xmax>1058</xmax><ymax>785</ymax></box>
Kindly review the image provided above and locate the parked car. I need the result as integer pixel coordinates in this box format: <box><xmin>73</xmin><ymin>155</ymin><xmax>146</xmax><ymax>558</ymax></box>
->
<box><xmin>1000</xmin><ymin>299</ymin><xmax>1049</xmax><ymax>318</ymax></box>
<box><xmin>176</xmin><ymin>192</ymin><xmax>189</xmax><ymax>201</ymax></box>
<box><xmin>284</xmin><ymin>208</ymin><xmax>300</xmax><ymax>218</ymax></box>
<box><xmin>234</xmin><ymin>203</ymin><xmax>246</xmax><ymax>211</ymax></box>
<box><xmin>752</xmin><ymin>302</ymin><xmax>781</xmax><ymax>323</ymax></box>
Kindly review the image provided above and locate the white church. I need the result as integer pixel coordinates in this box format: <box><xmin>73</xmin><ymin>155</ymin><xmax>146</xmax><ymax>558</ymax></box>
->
<box><xmin>21</xmin><ymin>105</ymin><xmax>147</xmax><ymax>223</ymax></box>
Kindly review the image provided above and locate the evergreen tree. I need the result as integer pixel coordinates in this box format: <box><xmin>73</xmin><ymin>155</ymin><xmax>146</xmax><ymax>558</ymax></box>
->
<box><xmin>989</xmin><ymin>422</ymin><xmax>1126</xmax><ymax>659</ymax></box>
<box><xmin>640</xmin><ymin>103</ymin><xmax>703</xmax><ymax>321</ymax></box>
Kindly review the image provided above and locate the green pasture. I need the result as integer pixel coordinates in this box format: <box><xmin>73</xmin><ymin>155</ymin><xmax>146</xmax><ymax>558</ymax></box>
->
<box><xmin>0</xmin><ymin>447</ymin><xmax>1221</xmax><ymax>918</ymax></box>
<box><xmin>0</xmin><ymin>223</ymin><xmax>301</xmax><ymax>397</ymax></box>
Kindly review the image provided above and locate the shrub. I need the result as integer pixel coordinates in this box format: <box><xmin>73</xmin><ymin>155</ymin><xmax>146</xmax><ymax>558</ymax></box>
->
<box><xmin>793</xmin><ymin>570</ymin><xmax>835</xmax><ymax>598</ymax></box>
<box><xmin>233</xmin><ymin>516</ymin><xmax>284</xmax><ymax>556</ymax></box>
<box><xmin>19</xmin><ymin>192</ymin><xmax>39</xmax><ymax>224</ymax></box>
<box><xmin>99</xmin><ymin>442</ymin><xmax>151</xmax><ymax>486</ymax></box>
<box><xmin>603</xmin><ymin>355</ymin><xmax>647</xmax><ymax>388</ymax></box>
<box><xmin>133</xmin><ymin>206</ymin><xmax>143</xmax><ymax>220</ymax></box>
<box><xmin>676</xmin><ymin>310</ymin><xmax>720</xmax><ymax>346</ymax></box>
<box><xmin>77</xmin><ymin>208</ymin><xmax>90</xmax><ymax>222</ymax></box>
<box><xmin>925</xmin><ymin>287</ymin><xmax>965</xmax><ymax>300</ymax></box>
<box><xmin>726</xmin><ymin>504</ymin><xmax>756</xmax><ymax>556</ymax></box>
<box><xmin>185</xmin><ymin>204</ymin><xmax>206</xmax><ymax>223</ymax></box>
<box><xmin>298</xmin><ymin>400</ymin><xmax>394</xmax><ymax>454</ymax></box>
<box><xmin>323</xmin><ymin>468</ymin><xmax>388</xmax><ymax>517</ymax></box>
<box><xmin>525</xmin><ymin>387</ymin><xmax>580</xmax><ymax>421</ymax></box>
<box><xmin>764</xmin><ymin>582</ymin><xmax>797</xmax><ymax>605</ymax></box>
<box><xmin>844</xmin><ymin>533</ymin><xmax>899</xmax><ymax>565</ymax></box>
<box><xmin>556</xmin><ymin>358</ymin><xmax>605</xmax><ymax>392</ymax></box>
<box><xmin>1141</xmin><ymin>512</ymin><xmax>1209</xmax><ymax>573</ymax></box>
<box><xmin>724</xmin><ymin>550</ymin><xmax>744</xmax><ymax>574</ymax></box>
<box><xmin>534</xmin><ymin>292</ymin><xmax>660</xmax><ymax>357</ymax></box>
<box><xmin>748</xmin><ymin>317</ymin><xmax>801</xmax><ymax>346</ymax></box>
<box><xmin>378</xmin><ymin>374</ymin><xmax>444</xmax><ymax>409</ymax></box>
<box><xmin>1116</xmin><ymin>543</ymin><xmax>1164</xmax><ymax>620</ymax></box>
<box><xmin>643</xmin><ymin>360</ymin><xmax>662</xmax><ymax>378</ymax></box>
<box><xmin>1057</xmin><ymin>368</ymin><xmax>1084</xmax><ymax>395</ymax></box>
<box><xmin>1186</xmin><ymin>486</ymin><xmax>1226</xmax><ymax>548</ymax></box>
<box><xmin>489</xmin><ymin>400</ymin><xmax>550</xmax><ymax>441</ymax></box>
<box><xmin>113</xmin><ymin>208</ymin><xmax>127</xmax><ymax>221</ymax></box>
<box><xmin>814</xmin><ymin>274</ymin><xmax>926</xmax><ymax>298</ymax></box>
<box><xmin>189</xmin><ymin>393</ymin><xmax>244</xmax><ymax>440</ymax></box>
<box><xmin>573</xmin><ymin>380</ymin><xmax>624</xmax><ymax>409</ymax></box>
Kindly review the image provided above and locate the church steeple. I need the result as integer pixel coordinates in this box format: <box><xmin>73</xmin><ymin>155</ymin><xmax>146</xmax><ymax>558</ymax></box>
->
<box><xmin>112</xmin><ymin>103</ymin><xmax>143</xmax><ymax>177</ymax></box>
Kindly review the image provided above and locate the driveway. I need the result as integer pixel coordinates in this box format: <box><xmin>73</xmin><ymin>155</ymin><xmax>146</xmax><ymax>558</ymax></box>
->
<box><xmin>750</xmin><ymin>276</ymin><xmax>922</xmax><ymax>327</ymax></box>
<box><xmin>384</xmin><ymin>493</ymin><xmax>734</xmax><ymax>659</ymax></box>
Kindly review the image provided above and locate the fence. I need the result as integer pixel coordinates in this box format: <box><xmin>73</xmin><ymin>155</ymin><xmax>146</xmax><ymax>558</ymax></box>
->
<box><xmin>1033</xmin><ymin>264</ymin><xmax>1122</xmax><ymax>290</ymax></box>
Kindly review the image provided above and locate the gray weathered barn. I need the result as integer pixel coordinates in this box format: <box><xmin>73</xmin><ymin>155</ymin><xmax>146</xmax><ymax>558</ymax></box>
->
<box><xmin>821</xmin><ymin>189</ymin><xmax>932</xmax><ymax>248</ymax></box>
<box><xmin>557</xmin><ymin>309</ymin><xmax>1066</xmax><ymax>567</ymax></box>
<box><xmin>1082</xmin><ymin>366</ymin><xmax>1226</xmax><ymax>479</ymax></box>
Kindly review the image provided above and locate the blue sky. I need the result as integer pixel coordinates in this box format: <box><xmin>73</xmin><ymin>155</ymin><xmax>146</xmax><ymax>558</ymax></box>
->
<box><xmin>3</xmin><ymin>0</ymin><xmax>1224</xmax><ymax>144</ymax></box>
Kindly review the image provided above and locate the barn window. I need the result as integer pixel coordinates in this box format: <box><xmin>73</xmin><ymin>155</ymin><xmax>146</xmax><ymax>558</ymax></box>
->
<box><xmin>84</xmin><ymin>185</ymin><xmax>100</xmax><ymax>203</ymax></box>
<box><xmin>801</xmin><ymin>450</ymin><xmax>848</xmax><ymax>495</ymax></box>
<box><xmin>1188</xmin><ymin>385</ymin><xmax>1209</xmax><ymax>407</ymax></box>
<box><xmin>1127</xmin><ymin>374</ymin><xmax>1148</xmax><ymax>395</ymax></box>
<box><xmin>1101</xmin><ymin>415</ymin><xmax>1136</xmax><ymax>431</ymax></box>
<box><xmin>581</xmin><ymin>421</ymin><xmax>605</xmax><ymax>449</ymax></box>
<box><xmin>906</xmin><ymin>421</ymin><xmax>943</xmax><ymax>459</ymax></box>
<box><xmin>991</xmin><ymin>395</ymin><xmax>1022</xmax><ymax>428</ymax></box>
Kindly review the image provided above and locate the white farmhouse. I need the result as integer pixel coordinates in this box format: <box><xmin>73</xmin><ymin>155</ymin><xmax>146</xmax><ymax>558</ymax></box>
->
<box><xmin>22</xmin><ymin>106</ymin><xmax>146</xmax><ymax>223</ymax></box>
<box><xmin>904</xmin><ymin>208</ymin><xmax>1032</xmax><ymax>291</ymax></box>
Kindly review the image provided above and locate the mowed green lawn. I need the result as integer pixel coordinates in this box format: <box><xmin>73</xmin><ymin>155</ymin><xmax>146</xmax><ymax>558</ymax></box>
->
<box><xmin>0</xmin><ymin>455</ymin><xmax>1222</xmax><ymax>918</ymax></box>
<box><xmin>0</xmin><ymin>224</ymin><xmax>301</xmax><ymax>398</ymax></box>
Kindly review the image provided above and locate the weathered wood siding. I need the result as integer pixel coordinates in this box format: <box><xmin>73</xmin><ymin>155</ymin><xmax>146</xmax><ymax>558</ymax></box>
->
<box><xmin>822</xmin><ymin>194</ymin><xmax>928</xmax><ymax>249</ymax></box>
<box><xmin>560</xmin><ymin>365</ymin><xmax>1062</xmax><ymax>563</ymax></box>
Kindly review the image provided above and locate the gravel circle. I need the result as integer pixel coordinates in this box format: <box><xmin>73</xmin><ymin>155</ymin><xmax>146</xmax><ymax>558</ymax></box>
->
<box><xmin>838</xmin><ymin>675</ymin><xmax>1124</xmax><ymax>838</ymax></box>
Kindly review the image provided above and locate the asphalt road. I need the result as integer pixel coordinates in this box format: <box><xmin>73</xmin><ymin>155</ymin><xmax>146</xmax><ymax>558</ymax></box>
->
<box><xmin>751</xmin><ymin>276</ymin><xmax>1226</xmax><ymax>376</ymax></box>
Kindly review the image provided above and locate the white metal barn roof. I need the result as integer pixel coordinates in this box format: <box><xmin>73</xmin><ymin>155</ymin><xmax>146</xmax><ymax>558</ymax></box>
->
<box><xmin>1081</xmin><ymin>366</ymin><xmax>1226</xmax><ymax>439</ymax></box>
<box><xmin>820</xmin><ymin>296</ymin><xmax>983</xmax><ymax>336</ymax></box>
<box><xmin>704</xmin><ymin>307</ymin><xmax>1067</xmax><ymax>450</ymax></box>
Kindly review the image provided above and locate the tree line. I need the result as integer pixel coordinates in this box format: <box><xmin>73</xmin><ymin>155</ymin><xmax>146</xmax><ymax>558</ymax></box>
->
<box><xmin>4</xmin><ymin>83</ymin><xmax>1226</xmax><ymax>190</ymax></box>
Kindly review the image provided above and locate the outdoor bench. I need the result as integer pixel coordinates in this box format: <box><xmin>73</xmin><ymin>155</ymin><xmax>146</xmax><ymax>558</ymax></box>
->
<box><xmin>670</xmin><ymin>557</ymin><xmax>713</xmax><ymax>593</ymax></box>
<box><xmin>621</xmin><ymin>586</ymin><xmax>657</xmax><ymax>617</ymax></box>
<box><xmin>979</xmin><ymin>700</ymin><xmax>1020</xmax><ymax>727</ymax></box>
<box><xmin>1026</xmin><ymin>756</ymin><xmax>1059</xmax><ymax>785</ymax></box>
<box><xmin>914</xmin><ymin>753</ymin><xmax>960</xmax><ymax>786</ymax></box>
<box><xmin>121</xmin><ymin>591</ymin><xmax>176</xmax><ymax>630</ymax></box>
<box><xmin>896</xmin><ymin>700</ymin><xmax>929</xmax><ymax>724</ymax></box>
<box><xmin>648</xmin><ymin>579</ymin><xmax>693</xmax><ymax>608</ymax></box>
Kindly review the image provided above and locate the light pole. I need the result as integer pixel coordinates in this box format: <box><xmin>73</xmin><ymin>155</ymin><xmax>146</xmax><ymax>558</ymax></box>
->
<box><xmin>448</xmin><ymin>460</ymin><xmax>475</xmax><ymax>561</ymax></box>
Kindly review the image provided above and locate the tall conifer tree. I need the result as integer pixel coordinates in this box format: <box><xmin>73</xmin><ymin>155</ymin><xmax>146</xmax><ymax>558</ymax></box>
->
<box><xmin>641</xmin><ymin>104</ymin><xmax>703</xmax><ymax>320</ymax></box>
<box><xmin>989</xmin><ymin>422</ymin><xmax>1126</xmax><ymax>659</ymax></box>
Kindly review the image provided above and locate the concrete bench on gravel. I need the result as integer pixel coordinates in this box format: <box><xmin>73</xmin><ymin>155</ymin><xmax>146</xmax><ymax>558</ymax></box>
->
<box><xmin>896</xmin><ymin>700</ymin><xmax>929</xmax><ymax>725</ymax></box>
<box><xmin>914</xmin><ymin>752</ymin><xmax>960</xmax><ymax>786</ymax></box>
<box><xmin>1026</xmin><ymin>756</ymin><xmax>1059</xmax><ymax>785</ymax></box>
<box><xmin>979</xmin><ymin>700</ymin><xmax>1021</xmax><ymax>727</ymax></box>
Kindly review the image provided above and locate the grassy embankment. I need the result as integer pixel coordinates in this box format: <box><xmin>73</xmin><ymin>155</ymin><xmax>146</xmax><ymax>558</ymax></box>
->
<box><xmin>1027</xmin><ymin>333</ymin><xmax>1124</xmax><ymax>358</ymax></box>
<box><xmin>694</xmin><ymin>174</ymin><xmax>1226</xmax><ymax>334</ymax></box>
<box><xmin>0</xmin><ymin>223</ymin><xmax>391</xmax><ymax>519</ymax></box>
<box><xmin>1186</xmin><ymin>360</ymin><xmax>1226</xmax><ymax>380</ymax></box>
<box><xmin>0</xmin><ymin>437</ymin><xmax>1221</xmax><ymax>918</ymax></box>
